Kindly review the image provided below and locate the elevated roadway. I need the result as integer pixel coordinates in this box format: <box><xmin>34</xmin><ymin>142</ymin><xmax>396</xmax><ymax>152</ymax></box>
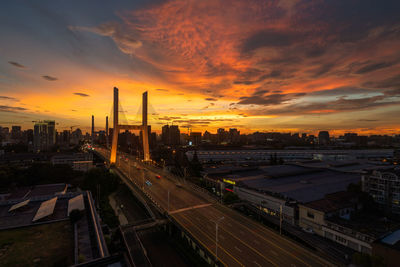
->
<box><xmin>94</xmin><ymin>147</ymin><xmax>333</xmax><ymax>267</ymax></box>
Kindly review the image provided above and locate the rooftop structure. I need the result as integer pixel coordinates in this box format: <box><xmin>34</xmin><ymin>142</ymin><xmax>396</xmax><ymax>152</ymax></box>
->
<box><xmin>237</xmin><ymin>165</ymin><xmax>361</xmax><ymax>203</ymax></box>
<box><xmin>188</xmin><ymin>149</ymin><xmax>394</xmax><ymax>163</ymax></box>
<box><xmin>362</xmin><ymin>168</ymin><xmax>400</xmax><ymax>214</ymax></box>
<box><xmin>68</xmin><ymin>194</ymin><xmax>85</xmax><ymax>215</ymax></box>
<box><xmin>32</xmin><ymin>196</ymin><xmax>58</xmax><ymax>222</ymax></box>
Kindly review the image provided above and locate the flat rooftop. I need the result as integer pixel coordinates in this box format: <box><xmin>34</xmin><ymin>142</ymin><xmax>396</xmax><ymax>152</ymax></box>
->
<box><xmin>4</xmin><ymin>183</ymin><xmax>67</xmax><ymax>201</ymax></box>
<box><xmin>0</xmin><ymin>198</ymin><xmax>69</xmax><ymax>229</ymax></box>
<box><xmin>237</xmin><ymin>165</ymin><xmax>360</xmax><ymax>203</ymax></box>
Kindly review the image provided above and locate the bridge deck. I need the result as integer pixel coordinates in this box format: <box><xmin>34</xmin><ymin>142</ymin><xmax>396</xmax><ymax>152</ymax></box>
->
<box><xmin>94</xmin><ymin>147</ymin><xmax>332</xmax><ymax>267</ymax></box>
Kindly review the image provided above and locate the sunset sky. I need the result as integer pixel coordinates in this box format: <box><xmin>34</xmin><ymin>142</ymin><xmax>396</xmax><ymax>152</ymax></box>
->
<box><xmin>1</xmin><ymin>0</ymin><xmax>399</xmax><ymax>135</ymax></box>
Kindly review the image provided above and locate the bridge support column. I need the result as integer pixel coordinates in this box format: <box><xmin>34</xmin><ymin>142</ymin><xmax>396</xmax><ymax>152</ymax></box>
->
<box><xmin>110</xmin><ymin>87</ymin><xmax>119</xmax><ymax>164</ymax></box>
<box><xmin>91</xmin><ymin>115</ymin><xmax>94</xmax><ymax>147</ymax></box>
<box><xmin>142</xmin><ymin>91</ymin><xmax>150</xmax><ymax>161</ymax></box>
<box><xmin>106</xmin><ymin>116</ymin><xmax>109</xmax><ymax>148</ymax></box>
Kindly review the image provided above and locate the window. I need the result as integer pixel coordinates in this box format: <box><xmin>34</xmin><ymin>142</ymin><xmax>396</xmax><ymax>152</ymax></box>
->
<box><xmin>307</xmin><ymin>211</ymin><xmax>314</xmax><ymax>219</ymax></box>
<box><xmin>335</xmin><ymin>235</ymin><xmax>347</xmax><ymax>244</ymax></box>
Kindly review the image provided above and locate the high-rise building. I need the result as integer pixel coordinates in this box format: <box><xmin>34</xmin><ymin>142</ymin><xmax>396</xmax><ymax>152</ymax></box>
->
<box><xmin>217</xmin><ymin>128</ymin><xmax>227</xmax><ymax>144</ymax></box>
<box><xmin>162</xmin><ymin>125</ymin><xmax>169</xmax><ymax>145</ymax></box>
<box><xmin>229</xmin><ymin>128</ymin><xmax>240</xmax><ymax>144</ymax></box>
<box><xmin>11</xmin><ymin>126</ymin><xmax>22</xmax><ymax>141</ymax></box>
<box><xmin>33</xmin><ymin>120</ymin><xmax>56</xmax><ymax>152</ymax></box>
<box><xmin>169</xmin><ymin>125</ymin><xmax>180</xmax><ymax>145</ymax></box>
<box><xmin>318</xmin><ymin>131</ymin><xmax>330</xmax><ymax>145</ymax></box>
<box><xmin>190</xmin><ymin>132</ymin><xmax>202</xmax><ymax>146</ymax></box>
<box><xmin>362</xmin><ymin>169</ymin><xmax>400</xmax><ymax>214</ymax></box>
<box><xmin>161</xmin><ymin>125</ymin><xmax>180</xmax><ymax>146</ymax></box>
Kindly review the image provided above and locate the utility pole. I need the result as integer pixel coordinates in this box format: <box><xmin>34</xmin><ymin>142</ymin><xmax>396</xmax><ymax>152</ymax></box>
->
<box><xmin>213</xmin><ymin>216</ymin><xmax>224</xmax><ymax>263</ymax></box>
<box><xmin>220</xmin><ymin>181</ymin><xmax>223</xmax><ymax>203</ymax></box>
<box><xmin>167</xmin><ymin>190</ymin><xmax>170</xmax><ymax>213</ymax></box>
<box><xmin>280</xmin><ymin>204</ymin><xmax>283</xmax><ymax>235</ymax></box>
<box><xmin>142</xmin><ymin>171</ymin><xmax>145</xmax><ymax>190</ymax></box>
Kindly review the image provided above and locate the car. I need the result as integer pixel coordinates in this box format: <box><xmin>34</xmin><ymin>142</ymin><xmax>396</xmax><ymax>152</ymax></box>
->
<box><xmin>145</xmin><ymin>180</ymin><xmax>152</xmax><ymax>186</ymax></box>
<box><xmin>302</xmin><ymin>227</ymin><xmax>314</xmax><ymax>234</ymax></box>
<box><xmin>155</xmin><ymin>175</ymin><xmax>161</xmax><ymax>179</ymax></box>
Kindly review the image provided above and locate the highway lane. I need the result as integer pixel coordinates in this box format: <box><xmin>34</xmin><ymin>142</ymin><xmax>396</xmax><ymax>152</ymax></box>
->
<box><xmin>95</xmin><ymin>148</ymin><xmax>331</xmax><ymax>266</ymax></box>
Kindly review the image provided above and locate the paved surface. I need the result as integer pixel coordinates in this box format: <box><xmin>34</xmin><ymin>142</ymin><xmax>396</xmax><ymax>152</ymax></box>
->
<box><xmin>95</xmin><ymin>148</ymin><xmax>333</xmax><ymax>267</ymax></box>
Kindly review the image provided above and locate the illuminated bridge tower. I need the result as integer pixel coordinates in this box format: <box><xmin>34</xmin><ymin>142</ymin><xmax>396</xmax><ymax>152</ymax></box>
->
<box><xmin>110</xmin><ymin>87</ymin><xmax>150</xmax><ymax>164</ymax></box>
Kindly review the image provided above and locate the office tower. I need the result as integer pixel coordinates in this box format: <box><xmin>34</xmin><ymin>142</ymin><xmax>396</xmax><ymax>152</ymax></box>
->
<box><xmin>318</xmin><ymin>131</ymin><xmax>330</xmax><ymax>145</ymax></box>
<box><xmin>33</xmin><ymin>120</ymin><xmax>56</xmax><ymax>152</ymax></box>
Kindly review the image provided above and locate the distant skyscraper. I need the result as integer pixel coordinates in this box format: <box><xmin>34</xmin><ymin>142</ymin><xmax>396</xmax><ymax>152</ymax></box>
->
<box><xmin>229</xmin><ymin>128</ymin><xmax>240</xmax><ymax>144</ymax></box>
<box><xmin>169</xmin><ymin>125</ymin><xmax>180</xmax><ymax>145</ymax></box>
<box><xmin>190</xmin><ymin>132</ymin><xmax>202</xmax><ymax>145</ymax></box>
<box><xmin>161</xmin><ymin>125</ymin><xmax>180</xmax><ymax>146</ymax></box>
<box><xmin>33</xmin><ymin>120</ymin><xmax>56</xmax><ymax>151</ymax></box>
<box><xmin>318</xmin><ymin>131</ymin><xmax>330</xmax><ymax>145</ymax></box>
<box><xmin>161</xmin><ymin>125</ymin><xmax>169</xmax><ymax>145</ymax></box>
<box><xmin>217</xmin><ymin>128</ymin><xmax>227</xmax><ymax>144</ymax></box>
<box><xmin>11</xmin><ymin>125</ymin><xmax>22</xmax><ymax>141</ymax></box>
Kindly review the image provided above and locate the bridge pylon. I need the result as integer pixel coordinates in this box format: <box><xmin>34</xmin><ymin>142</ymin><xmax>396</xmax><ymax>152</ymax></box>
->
<box><xmin>110</xmin><ymin>87</ymin><xmax>150</xmax><ymax>164</ymax></box>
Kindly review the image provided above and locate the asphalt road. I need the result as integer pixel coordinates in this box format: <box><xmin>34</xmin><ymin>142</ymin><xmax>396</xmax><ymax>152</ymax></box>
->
<box><xmin>95</xmin><ymin>147</ymin><xmax>332</xmax><ymax>267</ymax></box>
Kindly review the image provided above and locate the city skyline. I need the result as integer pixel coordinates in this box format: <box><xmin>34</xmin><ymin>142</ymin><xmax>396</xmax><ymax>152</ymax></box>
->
<box><xmin>1</xmin><ymin>1</ymin><xmax>400</xmax><ymax>135</ymax></box>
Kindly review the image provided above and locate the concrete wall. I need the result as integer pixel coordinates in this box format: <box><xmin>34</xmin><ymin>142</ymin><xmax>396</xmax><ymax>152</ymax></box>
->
<box><xmin>234</xmin><ymin>186</ymin><xmax>295</xmax><ymax>224</ymax></box>
<box><xmin>298</xmin><ymin>205</ymin><xmax>325</xmax><ymax>235</ymax></box>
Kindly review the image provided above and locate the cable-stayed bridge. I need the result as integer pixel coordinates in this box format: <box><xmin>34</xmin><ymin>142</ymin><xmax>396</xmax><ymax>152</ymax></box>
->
<box><xmin>91</xmin><ymin>87</ymin><xmax>331</xmax><ymax>267</ymax></box>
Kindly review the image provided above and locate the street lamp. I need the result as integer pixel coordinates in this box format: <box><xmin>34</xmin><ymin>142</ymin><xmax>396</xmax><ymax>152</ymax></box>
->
<box><xmin>279</xmin><ymin>204</ymin><xmax>283</xmax><ymax>235</ymax></box>
<box><xmin>212</xmin><ymin>216</ymin><xmax>224</xmax><ymax>263</ymax></box>
<box><xmin>167</xmin><ymin>189</ymin><xmax>170</xmax><ymax>213</ymax></box>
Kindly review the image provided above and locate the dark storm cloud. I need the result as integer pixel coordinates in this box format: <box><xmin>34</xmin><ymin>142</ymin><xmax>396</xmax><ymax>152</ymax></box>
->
<box><xmin>309</xmin><ymin>86</ymin><xmax>374</xmax><ymax>97</ymax></box>
<box><xmin>253</xmin><ymin>89</ymin><xmax>269</xmax><ymax>96</ymax></box>
<box><xmin>384</xmin><ymin>88</ymin><xmax>400</xmax><ymax>96</ymax></box>
<box><xmin>0</xmin><ymin>96</ymin><xmax>19</xmax><ymax>101</ymax></box>
<box><xmin>155</xmin><ymin>88</ymin><xmax>169</xmax><ymax>92</ymax></box>
<box><xmin>292</xmin><ymin>0</ymin><xmax>400</xmax><ymax>43</ymax></box>
<box><xmin>363</xmin><ymin>74</ymin><xmax>400</xmax><ymax>89</ymax></box>
<box><xmin>158</xmin><ymin>116</ymin><xmax>182</xmax><ymax>121</ymax></box>
<box><xmin>8</xmin><ymin>61</ymin><xmax>26</xmax><ymax>68</ymax></box>
<box><xmin>252</xmin><ymin>94</ymin><xmax>400</xmax><ymax>116</ymax></box>
<box><xmin>172</xmin><ymin>118</ymin><xmax>233</xmax><ymax>125</ymax></box>
<box><xmin>312</xmin><ymin>63</ymin><xmax>335</xmax><ymax>78</ymax></box>
<box><xmin>355</xmin><ymin>61</ymin><xmax>395</xmax><ymax>74</ymax></box>
<box><xmin>73</xmin><ymin>92</ymin><xmax>90</xmax><ymax>97</ymax></box>
<box><xmin>234</xmin><ymin>69</ymin><xmax>284</xmax><ymax>85</ymax></box>
<box><xmin>205</xmin><ymin>97</ymin><xmax>217</xmax><ymax>101</ymax></box>
<box><xmin>0</xmin><ymin>105</ymin><xmax>28</xmax><ymax>112</ymax></box>
<box><xmin>242</xmin><ymin>29</ymin><xmax>300</xmax><ymax>53</ymax></box>
<box><xmin>238</xmin><ymin>92</ymin><xmax>306</xmax><ymax>106</ymax></box>
<box><xmin>42</xmin><ymin>75</ymin><xmax>58</xmax><ymax>81</ymax></box>
<box><xmin>305</xmin><ymin>46</ymin><xmax>327</xmax><ymax>58</ymax></box>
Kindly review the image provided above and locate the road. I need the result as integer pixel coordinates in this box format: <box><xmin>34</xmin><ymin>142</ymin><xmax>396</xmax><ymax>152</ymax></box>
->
<box><xmin>95</xmin><ymin>147</ymin><xmax>332</xmax><ymax>267</ymax></box>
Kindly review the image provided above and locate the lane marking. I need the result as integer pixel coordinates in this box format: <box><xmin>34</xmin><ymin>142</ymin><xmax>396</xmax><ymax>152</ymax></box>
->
<box><xmin>183</xmin><ymin>210</ymin><xmax>278</xmax><ymax>267</ymax></box>
<box><xmin>169</xmin><ymin>203</ymin><xmax>212</xmax><ymax>215</ymax></box>
<box><xmin>253</xmin><ymin>261</ymin><xmax>262</xmax><ymax>267</ymax></box>
<box><xmin>235</xmin><ymin>246</ymin><xmax>242</xmax><ymax>253</ymax></box>
<box><xmin>174</xmin><ymin>213</ymin><xmax>243</xmax><ymax>267</ymax></box>
<box><xmin>211</xmin><ymin>206</ymin><xmax>319</xmax><ymax>267</ymax></box>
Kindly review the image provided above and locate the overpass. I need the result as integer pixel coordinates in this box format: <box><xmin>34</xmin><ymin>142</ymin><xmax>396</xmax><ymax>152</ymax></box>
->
<box><xmin>94</xmin><ymin>147</ymin><xmax>333</xmax><ymax>267</ymax></box>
